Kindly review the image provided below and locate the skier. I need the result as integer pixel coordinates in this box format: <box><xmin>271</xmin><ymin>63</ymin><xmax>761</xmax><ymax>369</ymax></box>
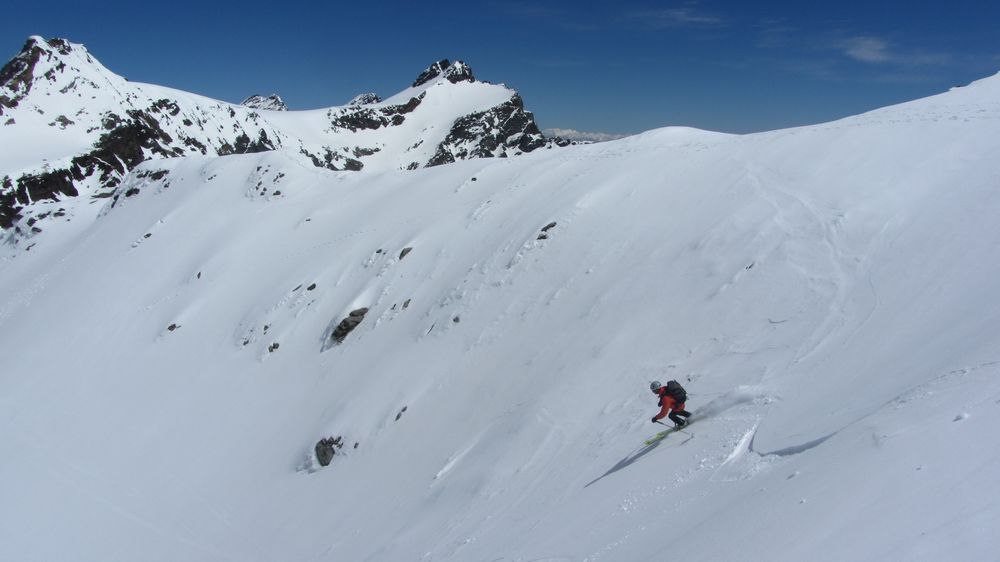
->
<box><xmin>650</xmin><ymin>380</ymin><xmax>692</xmax><ymax>428</ymax></box>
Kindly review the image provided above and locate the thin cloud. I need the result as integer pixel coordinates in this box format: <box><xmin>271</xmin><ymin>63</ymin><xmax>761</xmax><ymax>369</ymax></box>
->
<box><xmin>838</xmin><ymin>36</ymin><xmax>892</xmax><ymax>63</ymax></box>
<box><xmin>543</xmin><ymin>128</ymin><xmax>630</xmax><ymax>142</ymax></box>
<box><xmin>835</xmin><ymin>35</ymin><xmax>952</xmax><ymax>67</ymax></box>
<box><xmin>628</xmin><ymin>6</ymin><xmax>725</xmax><ymax>29</ymax></box>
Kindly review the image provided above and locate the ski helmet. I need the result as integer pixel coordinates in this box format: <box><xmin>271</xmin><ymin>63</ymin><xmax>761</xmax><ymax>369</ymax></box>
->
<box><xmin>650</xmin><ymin>381</ymin><xmax>662</xmax><ymax>391</ymax></box>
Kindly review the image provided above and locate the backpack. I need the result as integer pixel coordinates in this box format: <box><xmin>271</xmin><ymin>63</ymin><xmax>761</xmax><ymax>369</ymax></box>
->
<box><xmin>665</xmin><ymin>380</ymin><xmax>687</xmax><ymax>403</ymax></box>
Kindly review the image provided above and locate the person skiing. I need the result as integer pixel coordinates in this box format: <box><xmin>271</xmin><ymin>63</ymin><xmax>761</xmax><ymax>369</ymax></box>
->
<box><xmin>650</xmin><ymin>380</ymin><xmax>692</xmax><ymax>428</ymax></box>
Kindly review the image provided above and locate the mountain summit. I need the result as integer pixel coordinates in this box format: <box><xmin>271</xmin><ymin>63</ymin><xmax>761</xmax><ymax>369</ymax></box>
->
<box><xmin>412</xmin><ymin>58</ymin><xmax>476</xmax><ymax>87</ymax></box>
<box><xmin>241</xmin><ymin>94</ymin><xmax>287</xmax><ymax>111</ymax></box>
<box><xmin>0</xmin><ymin>36</ymin><xmax>102</xmax><ymax>102</ymax></box>
<box><xmin>0</xmin><ymin>37</ymin><xmax>554</xmax><ymax>246</ymax></box>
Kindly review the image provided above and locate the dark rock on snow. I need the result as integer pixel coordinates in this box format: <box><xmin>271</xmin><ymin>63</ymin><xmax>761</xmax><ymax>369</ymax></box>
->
<box><xmin>315</xmin><ymin>436</ymin><xmax>344</xmax><ymax>467</ymax></box>
<box><xmin>412</xmin><ymin>59</ymin><xmax>475</xmax><ymax>88</ymax></box>
<box><xmin>328</xmin><ymin>93</ymin><xmax>424</xmax><ymax>132</ymax></box>
<box><xmin>347</xmin><ymin>92</ymin><xmax>382</xmax><ymax>106</ymax></box>
<box><xmin>427</xmin><ymin>94</ymin><xmax>546</xmax><ymax>167</ymax></box>
<box><xmin>329</xmin><ymin>307</ymin><xmax>369</xmax><ymax>345</ymax></box>
<box><xmin>241</xmin><ymin>94</ymin><xmax>287</xmax><ymax>111</ymax></box>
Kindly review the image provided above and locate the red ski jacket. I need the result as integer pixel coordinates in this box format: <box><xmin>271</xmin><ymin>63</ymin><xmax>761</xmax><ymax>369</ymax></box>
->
<box><xmin>652</xmin><ymin>388</ymin><xmax>686</xmax><ymax>422</ymax></box>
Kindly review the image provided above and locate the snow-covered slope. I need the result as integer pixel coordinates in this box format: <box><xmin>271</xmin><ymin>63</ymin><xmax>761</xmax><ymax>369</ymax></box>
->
<box><xmin>0</xmin><ymin>38</ymin><xmax>549</xmax><ymax>242</ymax></box>
<box><xmin>1</xmin><ymin>67</ymin><xmax>1000</xmax><ymax>561</ymax></box>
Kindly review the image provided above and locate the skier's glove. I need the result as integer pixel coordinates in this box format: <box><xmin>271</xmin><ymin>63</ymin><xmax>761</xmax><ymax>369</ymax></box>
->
<box><xmin>651</xmin><ymin>417</ymin><xmax>658</xmax><ymax>423</ymax></box>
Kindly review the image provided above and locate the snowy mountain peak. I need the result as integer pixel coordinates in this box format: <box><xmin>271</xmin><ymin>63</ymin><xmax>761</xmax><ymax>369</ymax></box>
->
<box><xmin>240</xmin><ymin>94</ymin><xmax>287</xmax><ymax>111</ymax></box>
<box><xmin>412</xmin><ymin>59</ymin><xmax>475</xmax><ymax>87</ymax></box>
<box><xmin>0</xmin><ymin>37</ymin><xmax>559</xmax><ymax>248</ymax></box>
<box><xmin>1</xmin><ymin>36</ymin><xmax>104</xmax><ymax>101</ymax></box>
<box><xmin>347</xmin><ymin>92</ymin><xmax>382</xmax><ymax>106</ymax></box>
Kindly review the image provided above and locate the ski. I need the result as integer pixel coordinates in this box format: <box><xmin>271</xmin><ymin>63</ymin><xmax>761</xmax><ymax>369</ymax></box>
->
<box><xmin>644</xmin><ymin>430</ymin><xmax>673</xmax><ymax>445</ymax></box>
<box><xmin>643</xmin><ymin>419</ymin><xmax>695</xmax><ymax>445</ymax></box>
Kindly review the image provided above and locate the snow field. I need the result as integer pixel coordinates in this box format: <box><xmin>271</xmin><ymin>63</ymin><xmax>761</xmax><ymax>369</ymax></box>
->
<box><xmin>2</xmin><ymin>73</ymin><xmax>1000</xmax><ymax>560</ymax></box>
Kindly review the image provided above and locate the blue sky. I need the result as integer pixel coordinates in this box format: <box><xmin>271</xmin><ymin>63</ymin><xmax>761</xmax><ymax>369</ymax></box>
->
<box><xmin>3</xmin><ymin>0</ymin><xmax>998</xmax><ymax>134</ymax></box>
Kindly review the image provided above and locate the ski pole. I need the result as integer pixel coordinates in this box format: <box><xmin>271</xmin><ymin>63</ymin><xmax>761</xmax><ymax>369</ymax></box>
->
<box><xmin>656</xmin><ymin>420</ymin><xmax>691</xmax><ymax>434</ymax></box>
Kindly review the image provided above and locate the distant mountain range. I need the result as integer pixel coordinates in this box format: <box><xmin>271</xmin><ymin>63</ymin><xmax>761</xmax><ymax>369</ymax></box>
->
<box><xmin>0</xmin><ymin>37</ymin><xmax>576</xmax><ymax>241</ymax></box>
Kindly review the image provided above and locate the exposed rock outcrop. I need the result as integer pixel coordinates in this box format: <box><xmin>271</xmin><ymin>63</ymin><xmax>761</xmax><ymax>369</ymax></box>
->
<box><xmin>348</xmin><ymin>92</ymin><xmax>382</xmax><ymax>106</ymax></box>
<box><xmin>241</xmin><ymin>94</ymin><xmax>287</xmax><ymax>111</ymax></box>
<box><xmin>315</xmin><ymin>436</ymin><xmax>344</xmax><ymax>467</ymax></box>
<box><xmin>427</xmin><ymin>94</ymin><xmax>546</xmax><ymax>166</ymax></box>
<box><xmin>325</xmin><ymin>307</ymin><xmax>369</xmax><ymax>348</ymax></box>
<box><xmin>0</xmin><ymin>37</ymin><xmax>50</xmax><ymax>103</ymax></box>
<box><xmin>412</xmin><ymin>59</ymin><xmax>475</xmax><ymax>87</ymax></box>
<box><xmin>327</xmin><ymin>93</ymin><xmax>424</xmax><ymax>132</ymax></box>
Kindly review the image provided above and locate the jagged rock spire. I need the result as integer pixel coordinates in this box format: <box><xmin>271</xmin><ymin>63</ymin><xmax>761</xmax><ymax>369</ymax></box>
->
<box><xmin>412</xmin><ymin>59</ymin><xmax>475</xmax><ymax>87</ymax></box>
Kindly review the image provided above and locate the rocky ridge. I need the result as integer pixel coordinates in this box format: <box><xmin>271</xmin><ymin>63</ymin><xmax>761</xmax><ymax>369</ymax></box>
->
<box><xmin>427</xmin><ymin>94</ymin><xmax>547</xmax><ymax>166</ymax></box>
<box><xmin>241</xmin><ymin>94</ymin><xmax>287</xmax><ymax>111</ymax></box>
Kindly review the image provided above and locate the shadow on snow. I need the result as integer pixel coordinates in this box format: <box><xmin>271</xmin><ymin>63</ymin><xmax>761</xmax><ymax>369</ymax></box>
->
<box><xmin>584</xmin><ymin>430</ymin><xmax>692</xmax><ymax>488</ymax></box>
<box><xmin>584</xmin><ymin>388</ymin><xmax>761</xmax><ymax>488</ymax></box>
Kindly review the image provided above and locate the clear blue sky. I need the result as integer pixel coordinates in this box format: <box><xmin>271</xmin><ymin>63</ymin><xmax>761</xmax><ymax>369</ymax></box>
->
<box><xmin>3</xmin><ymin>0</ymin><xmax>998</xmax><ymax>134</ymax></box>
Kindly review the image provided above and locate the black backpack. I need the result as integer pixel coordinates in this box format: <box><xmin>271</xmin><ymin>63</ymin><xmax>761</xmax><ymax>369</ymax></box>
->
<box><xmin>665</xmin><ymin>380</ymin><xmax>687</xmax><ymax>403</ymax></box>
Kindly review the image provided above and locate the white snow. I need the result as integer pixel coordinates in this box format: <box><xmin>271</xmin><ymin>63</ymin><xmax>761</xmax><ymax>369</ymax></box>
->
<box><xmin>2</xmin><ymin>69</ymin><xmax>1000</xmax><ymax>562</ymax></box>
